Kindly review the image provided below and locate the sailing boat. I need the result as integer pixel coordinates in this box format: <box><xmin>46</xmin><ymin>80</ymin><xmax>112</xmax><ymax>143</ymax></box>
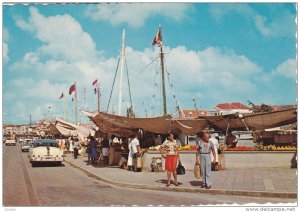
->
<box><xmin>82</xmin><ymin>26</ymin><xmax>297</xmax><ymax>136</ymax></box>
<box><xmin>82</xmin><ymin>26</ymin><xmax>206</xmax><ymax>135</ymax></box>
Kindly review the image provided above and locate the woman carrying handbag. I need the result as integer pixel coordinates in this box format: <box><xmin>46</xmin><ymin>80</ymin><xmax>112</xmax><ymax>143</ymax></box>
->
<box><xmin>160</xmin><ymin>132</ymin><xmax>179</xmax><ymax>186</ymax></box>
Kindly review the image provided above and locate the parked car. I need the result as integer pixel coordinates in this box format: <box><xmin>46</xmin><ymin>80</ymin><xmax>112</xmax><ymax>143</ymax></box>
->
<box><xmin>29</xmin><ymin>139</ymin><xmax>64</xmax><ymax>167</ymax></box>
<box><xmin>21</xmin><ymin>139</ymin><xmax>34</xmax><ymax>152</ymax></box>
<box><xmin>5</xmin><ymin>137</ymin><xmax>16</xmax><ymax>146</ymax></box>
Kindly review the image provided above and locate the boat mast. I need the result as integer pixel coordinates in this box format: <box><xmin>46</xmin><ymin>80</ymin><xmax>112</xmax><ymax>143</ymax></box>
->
<box><xmin>159</xmin><ymin>26</ymin><xmax>167</xmax><ymax>115</ymax></box>
<box><xmin>75</xmin><ymin>81</ymin><xmax>78</xmax><ymax>124</ymax></box>
<box><xmin>118</xmin><ymin>29</ymin><xmax>126</xmax><ymax>115</ymax></box>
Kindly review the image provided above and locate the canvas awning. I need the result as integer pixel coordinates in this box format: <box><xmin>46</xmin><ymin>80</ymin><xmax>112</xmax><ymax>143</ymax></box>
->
<box><xmin>82</xmin><ymin>111</ymin><xmax>209</xmax><ymax>135</ymax></box>
<box><xmin>203</xmin><ymin>108</ymin><xmax>297</xmax><ymax>131</ymax></box>
<box><xmin>55</xmin><ymin>118</ymin><xmax>95</xmax><ymax>140</ymax></box>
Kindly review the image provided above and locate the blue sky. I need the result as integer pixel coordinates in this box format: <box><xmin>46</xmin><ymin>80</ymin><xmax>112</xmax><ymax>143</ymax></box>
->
<box><xmin>3</xmin><ymin>3</ymin><xmax>297</xmax><ymax>124</ymax></box>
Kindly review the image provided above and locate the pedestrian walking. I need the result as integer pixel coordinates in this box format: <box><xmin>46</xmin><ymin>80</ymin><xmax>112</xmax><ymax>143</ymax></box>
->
<box><xmin>73</xmin><ymin>137</ymin><xmax>80</xmax><ymax>159</ymax></box>
<box><xmin>68</xmin><ymin>137</ymin><xmax>73</xmax><ymax>153</ymax></box>
<box><xmin>160</xmin><ymin>132</ymin><xmax>179</xmax><ymax>186</ymax></box>
<box><xmin>90</xmin><ymin>136</ymin><xmax>98</xmax><ymax>165</ymax></box>
<box><xmin>196</xmin><ymin>131</ymin><xmax>217</xmax><ymax>189</ymax></box>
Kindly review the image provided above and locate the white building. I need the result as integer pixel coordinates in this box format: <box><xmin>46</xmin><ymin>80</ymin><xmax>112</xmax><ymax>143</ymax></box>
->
<box><xmin>208</xmin><ymin>102</ymin><xmax>252</xmax><ymax>116</ymax></box>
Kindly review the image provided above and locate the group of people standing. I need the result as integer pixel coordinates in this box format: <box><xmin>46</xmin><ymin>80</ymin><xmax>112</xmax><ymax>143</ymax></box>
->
<box><xmin>56</xmin><ymin>136</ymin><xmax>81</xmax><ymax>159</ymax></box>
<box><xmin>85</xmin><ymin>133</ymin><xmax>141</xmax><ymax>172</ymax></box>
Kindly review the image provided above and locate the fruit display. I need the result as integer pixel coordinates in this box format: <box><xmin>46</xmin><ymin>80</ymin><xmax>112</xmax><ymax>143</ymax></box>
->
<box><xmin>148</xmin><ymin>145</ymin><xmax>161</xmax><ymax>151</ymax></box>
<box><xmin>177</xmin><ymin>144</ymin><xmax>193</xmax><ymax>151</ymax></box>
<box><xmin>251</xmin><ymin>145</ymin><xmax>296</xmax><ymax>151</ymax></box>
<box><xmin>225</xmin><ymin>145</ymin><xmax>296</xmax><ymax>151</ymax></box>
<box><xmin>147</xmin><ymin>144</ymin><xmax>296</xmax><ymax>152</ymax></box>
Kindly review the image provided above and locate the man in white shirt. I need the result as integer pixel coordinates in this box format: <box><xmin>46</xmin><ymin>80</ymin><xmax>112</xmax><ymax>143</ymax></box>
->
<box><xmin>127</xmin><ymin>133</ymin><xmax>140</xmax><ymax>172</ymax></box>
<box><xmin>72</xmin><ymin>137</ymin><xmax>80</xmax><ymax>159</ymax></box>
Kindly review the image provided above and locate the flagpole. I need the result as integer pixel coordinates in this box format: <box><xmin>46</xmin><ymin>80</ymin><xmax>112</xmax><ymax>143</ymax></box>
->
<box><xmin>75</xmin><ymin>81</ymin><xmax>78</xmax><ymax>124</ymax></box>
<box><xmin>64</xmin><ymin>94</ymin><xmax>67</xmax><ymax>121</ymax></box>
<box><xmin>97</xmin><ymin>75</ymin><xmax>101</xmax><ymax>113</ymax></box>
<box><xmin>61</xmin><ymin>93</ymin><xmax>65</xmax><ymax>119</ymax></box>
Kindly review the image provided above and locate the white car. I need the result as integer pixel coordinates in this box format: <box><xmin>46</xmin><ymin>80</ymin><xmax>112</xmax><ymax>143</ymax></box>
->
<box><xmin>29</xmin><ymin>139</ymin><xmax>64</xmax><ymax>167</ymax></box>
<box><xmin>21</xmin><ymin>139</ymin><xmax>34</xmax><ymax>152</ymax></box>
<box><xmin>5</xmin><ymin>137</ymin><xmax>16</xmax><ymax>146</ymax></box>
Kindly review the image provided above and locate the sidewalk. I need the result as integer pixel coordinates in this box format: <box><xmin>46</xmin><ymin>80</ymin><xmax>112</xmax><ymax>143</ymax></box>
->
<box><xmin>64</xmin><ymin>154</ymin><xmax>297</xmax><ymax>199</ymax></box>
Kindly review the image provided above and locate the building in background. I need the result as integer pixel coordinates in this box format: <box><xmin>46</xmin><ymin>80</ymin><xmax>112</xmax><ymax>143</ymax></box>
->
<box><xmin>208</xmin><ymin>102</ymin><xmax>252</xmax><ymax>116</ymax></box>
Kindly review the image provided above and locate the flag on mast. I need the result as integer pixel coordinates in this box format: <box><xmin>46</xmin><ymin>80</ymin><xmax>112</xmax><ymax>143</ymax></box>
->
<box><xmin>92</xmin><ymin>79</ymin><xmax>98</xmax><ymax>86</ymax></box>
<box><xmin>152</xmin><ymin>28</ymin><xmax>162</xmax><ymax>46</ymax></box>
<box><xmin>92</xmin><ymin>79</ymin><xmax>98</xmax><ymax>94</ymax></box>
<box><xmin>69</xmin><ymin>82</ymin><xmax>76</xmax><ymax>95</ymax></box>
<box><xmin>58</xmin><ymin>92</ymin><xmax>64</xmax><ymax>99</ymax></box>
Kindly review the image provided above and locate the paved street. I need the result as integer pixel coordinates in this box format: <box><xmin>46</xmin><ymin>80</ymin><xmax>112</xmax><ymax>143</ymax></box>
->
<box><xmin>2</xmin><ymin>143</ymin><xmax>297</xmax><ymax>207</ymax></box>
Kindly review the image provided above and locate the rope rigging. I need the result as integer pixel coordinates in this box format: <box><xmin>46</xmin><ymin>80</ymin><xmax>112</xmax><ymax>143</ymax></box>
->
<box><xmin>164</xmin><ymin>56</ymin><xmax>183</xmax><ymax>117</ymax></box>
<box><xmin>106</xmin><ymin>57</ymin><xmax>120</xmax><ymax>113</ymax></box>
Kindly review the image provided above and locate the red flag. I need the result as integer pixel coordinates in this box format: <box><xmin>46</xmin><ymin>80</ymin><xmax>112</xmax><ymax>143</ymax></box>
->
<box><xmin>58</xmin><ymin>92</ymin><xmax>64</xmax><ymax>99</ymax></box>
<box><xmin>92</xmin><ymin>79</ymin><xmax>98</xmax><ymax>86</ymax></box>
<box><xmin>69</xmin><ymin>83</ymin><xmax>76</xmax><ymax>95</ymax></box>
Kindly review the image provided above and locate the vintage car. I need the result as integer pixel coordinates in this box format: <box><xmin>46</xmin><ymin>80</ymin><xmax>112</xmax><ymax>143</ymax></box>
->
<box><xmin>29</xmin><ymin>139</ymin><xmax>64</xmax><ymax>167</ymax></box>
<box><xmin>21</xmin><ymin>139</ymin><xmax>34</xmax><ymax>152</ymax></box>
<box><xmin>5</xmin><ymin>137</ymin><xmax>16</xmax><ymax>146</ymax></box>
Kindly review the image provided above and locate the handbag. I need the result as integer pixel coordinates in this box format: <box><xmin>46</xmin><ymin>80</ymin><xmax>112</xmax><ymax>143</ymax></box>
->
<box><xmin>194</xmin><ymin>161</ymin><xmax>201</xmax><ymax>179</ymax></box>
<box><xmin>176</xmin><ymin>161</ymin><xmax>185</xmax><ymax>175</ymax></box>
<box><xmin>211</xmin><ymin>162</ymin><xmax>220</xmax><ymax>171</ymax></box>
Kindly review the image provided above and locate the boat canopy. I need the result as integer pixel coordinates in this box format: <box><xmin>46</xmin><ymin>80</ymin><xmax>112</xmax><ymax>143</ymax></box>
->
<box><xmin>82</xmin><ymin>108</ymin><xmax>297</xmax><ymax>136</ymax></box>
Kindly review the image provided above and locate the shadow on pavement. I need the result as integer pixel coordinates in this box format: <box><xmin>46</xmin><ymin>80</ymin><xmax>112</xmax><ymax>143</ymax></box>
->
<box><xmin>189</xmin><ymin>180</ymin><xmax>203</xmax><ymax>186</ymax></box>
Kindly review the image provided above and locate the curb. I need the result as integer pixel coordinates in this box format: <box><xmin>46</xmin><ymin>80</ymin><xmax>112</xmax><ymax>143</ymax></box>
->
<box><xmin>64</xmin><ymin>160</ymin><xmax>297</xmax><ymax>199</ymax></box>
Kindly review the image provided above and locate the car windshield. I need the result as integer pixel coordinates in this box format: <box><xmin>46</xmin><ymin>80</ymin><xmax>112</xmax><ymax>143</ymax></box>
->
<box><xmin>33</xmin><ymin>142</ymin><xmax>58</xmax><ymax>148</ymax></box>
<box><xmin>23</xmin><ymin>140</ymin><xmax>33</xmax><ymax>144</ymax></box>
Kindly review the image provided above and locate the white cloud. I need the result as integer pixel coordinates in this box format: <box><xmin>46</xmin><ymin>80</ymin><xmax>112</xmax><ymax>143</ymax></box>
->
<box><xmin>209</xmin><ymin>4</ymin><xmax>254</xmax><ymax>22</ymax></box>
<box><xmin>272</xmin><ymin>58</ymin><xmax>297</xmax><ymax>79</ymax></box>
<box><xmin>3</xmin><ymin>28</ymin><xmax>9</xmax><ymax>63</ymax></box>
<box><xmin>209</xmin><ymin>4</ymin><xmax>296</xmax><ymax>37</ymax></box>
<box><xmin>12</xmin><ymin>78</ymin><xmax>66</xmax><ymax>100</ymax></box>
<box><xmin>15</xmin><ymin>7</ymin><xmax>99</xmax><ymax>62</ymax></box>
<box><xmin>3</xmin><ymin>43</ymin><xmax>9</xmax><ymax>63</ymax></box>
<box><xmin>85</xmin><ymin>3</ymin><xmax>191</xmax><ymax>28</ymax></box>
